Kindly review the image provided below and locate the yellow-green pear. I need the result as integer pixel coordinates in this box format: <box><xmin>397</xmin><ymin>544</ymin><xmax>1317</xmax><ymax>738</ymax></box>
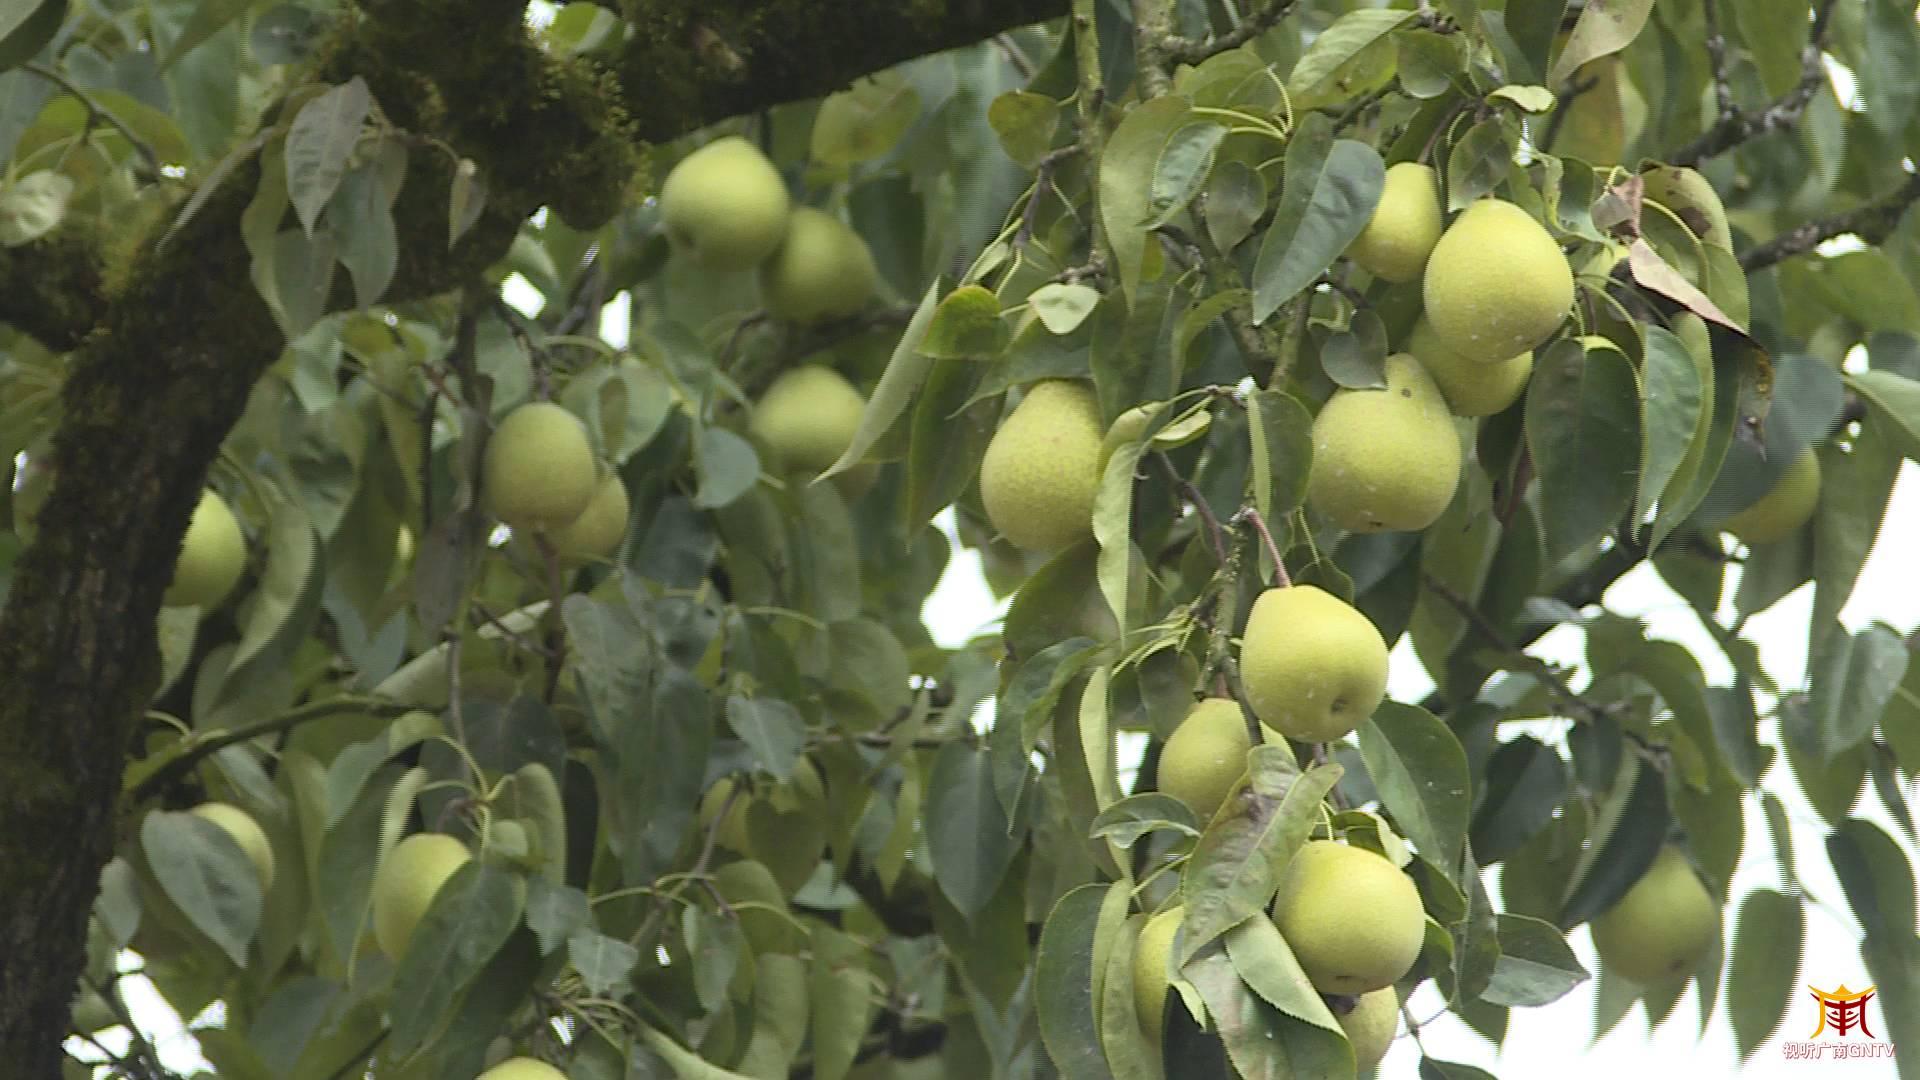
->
<box><xmin>749</xmin><ymin>364</ymin><xmax>868</xmax><ymax>474</ymax></box>
<box><xmin>1406</xmin><ymin>316</ymin><xmax>1532</xmax><ymax>417</ymax></box>
<box><xmin>1307</xmin><ymin>353</ymin><xmax>1461</xmax><ymax>532</ymax></box>
<box><xmin>547</xmin><ymin>468</ymin><xmax>630</xmax><ymax>561</ymax></box>
<box><xmin>1423</xmin><ymin>199</ymin><xmax>1574</xmax><ymax>361</ymax></box>
<box><xmin>188</xmin><ymin>802</ymin><xmax>274</xmax><ymax>895</ymax></box>
<box><xmin>659</xmin><ymin>135</ymin><xmax>792</xmax><ymax>270</ymax></box>
<box><xmin>1239</xmin><ymin>586</ymin><xmax>1389</xmax><ymax>743</ymax></box>
<box><xmin>1157</xmin><ymin>698</ymin><xmax>1284</xmax><ymax>822</ymax></box>
<box><xmin>759</xmin><ymin>207</ymin><xmax>878</xmax><ymax>324</ymax></box>
<box><xmin>1346</xmin><ymin>162</ymin><xmax>1443</xmax><ymax>284</ymax></box>
<box><xmin>483</xmin><ymin>402</ymin><xmax>599</xmax><ymax>531</ymax></box>
<box><xmin>1639</xmin><ymin>164</ymin><xmax>1732</xmax><ymax>249</ymax></box>
<box><xmin>698</xmin><ymin>777</ymin><xmax>754</xmax><ymax>854</ymax></box>
<box><xmin>1720</xmin><ymin>447</ymin><xmax>1821</xmax><ymax>546</ymax></box>
<box><xmin>164</xmin><ymin>489</ymin><xmax>247</xmax><ymax>609</ymax></box>
<box><xmin>1340</xmin><ymin>987</ymin><xmax>1399</xmax><ymax>1069</ymax></box>
<box><xmin>1589</xmin><ymin>844</ymin><xmax>1718</xmax><ymax>985</ymax></box>
<box><xmin>978</xmin><ymin>379</ymin><xmax>1104</xmax><ymax>552</ymax></box>
<box><xmin>1272</xmin><ymin>840</ymin><xmax>1426</xmax><ymax>994</ymax></box>
<box><xmin>1132</xmin><ymin>905</ymin><xmax>1184</xmax><ymax>1040</ymax></box>
<box><xmin>371</xmin><ymin>833</ymin><xmax>473</xmax><ymax>960</ymax></box>
<box><xmin>478</xmin><ymin>1058</ymin><xmax>567</xmax><ymax>1080</ymax></box>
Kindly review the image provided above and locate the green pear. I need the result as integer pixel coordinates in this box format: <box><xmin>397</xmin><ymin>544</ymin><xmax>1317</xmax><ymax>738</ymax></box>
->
<box><xmin>547</xmin><ymin>468</ymin><xmax>630</xmax><ymax>561</ymax></box>
<box><xmin>1339</xmin><ymin>987</ymin><xmax>1399</xmax><ymax>1069</ymax></box>
<box><xmin>1346</xmin><ymin>162</ymin><xmax>1443</xmax><ymax>284</ymax></box>
<box><xmin>1639</xmin><ymin>164</ymin><xmax>1732</xmax><ymax>249</ymax></box>
<box><xmin>659</xmin><ymin>135</ymin><xmax>792</xmax><ymax>270</ymax></box>
<box><xmin>371</xmin><ymin>833</ymin><xmax>472</xmax><ymax>960</ymax></box>
<box><xmin>698</xmin><ymin>776</ymin><xmax>755</xmax><ymax>854</ymax></box>
<box><xmin>1406</xmin><ymin>316</ymin><xmax>1532</xmax><ymax>417</ymax></box>
<box><xmin>478</xmin><ymin>1058</ymin><xmax>568</xmax><ymax>1080</ymax></box>
<box><xmin>712</xmin><ymin>859</ymin><xmax>804</xmax><ymax>954</ymax></box>
<box><xmin>1157</xmin><ymin>698</ymin><xmax>1285</xmax><ymax>822</ymax></box>
<box><xmin>1720</xmin><ymin>447</ymin><xmax>1821</xmax><ymax>546</ymax></box>
<box><xmin>1132</xmin><ymin>905</ymin><xmax>1185</xmax><ymax>1041</ymax></box>
<box><xmin>759</xmin><ymin>207</ymin><xmax>878</xmax><ymax>324</ymax></box>
<box><xmin>978</xmin><ymin>379</ymin><xmax>1104</xmax><ymax>552</ymax></box>
<box><xmin>1589</xmin><ymin>844</ymin><xmax>1718</xmax><ymax>985</ymax></box>
<box><xmin>1307</xmin><ymin>353</ymin><xmax>1461</xmax><ymax>532</ymax></box>
<box><xmin>700</xmin><ymin>760</ymin><xmax>828</xmax><ymax>895</ymax></box>
<box><xmin>483</xmin><ymin>402</ymin><xmax>599</xmax><ymax>531</ymax></box>
<box><xmin>749</xmin><ymin>364</ymin><xmax>868</xmax><ymax>474</ymax></box>
<box><xmin>1271</xmin><ymin>840</ymin><xmax>1426</xmax><ymax>994</ymax></box>
<box><xmin>1423</xmin><ymin>199</ymin><xmax>1574</xmax><ymax>361</ymax></box>
<box><xmin>1240</xmin><ymin>585</ymin><xmax>1389</xmax><ymax>743</ymax></box>
<box><xmin>188</xmin><ymin>802</ymin><xmax>274</xmax><ymax>895</ymax></box>
<box><xmin>163</xmin><ymin>489</ymin><xmax>247</xmax><ymax>609</ymax></box>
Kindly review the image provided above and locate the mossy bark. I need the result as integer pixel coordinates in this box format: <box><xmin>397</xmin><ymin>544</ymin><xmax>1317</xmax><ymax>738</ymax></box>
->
<box><xmin>0</xmin><ymin>0</ymin><xmax>1064</xmax><ymax>1068</ymax></box>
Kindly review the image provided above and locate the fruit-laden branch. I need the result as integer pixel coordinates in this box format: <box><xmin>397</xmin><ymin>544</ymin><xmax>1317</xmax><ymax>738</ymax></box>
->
<box><xmin>1739</xmin><ymin>171</ymin><xmax>1920</xmax><ymax>272</ymax></box>
<box><xmin>1669</xmin><ymin>0</ymin><xmax>1837</xmax><ymax>168</ymax></box>
<box><xmin>0</xmin><ymin>0</ymin><xmax>1067</xmax><ymax>1066</ymax></box>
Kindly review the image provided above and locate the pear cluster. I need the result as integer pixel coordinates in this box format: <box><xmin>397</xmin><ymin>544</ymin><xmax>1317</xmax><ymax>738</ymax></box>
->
<box><xmin>658</xmin><ymin>136</ymin><xmax>877</xmax><ymax>324</ymax></box>
<box><xmin>482</xmin><ymin>402</ymin><xmax>631</xmax><ymax>561</ymax></box>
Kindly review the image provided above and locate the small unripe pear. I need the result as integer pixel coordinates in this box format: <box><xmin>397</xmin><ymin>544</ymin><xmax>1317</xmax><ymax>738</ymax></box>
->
<box><xmin>1424</xmin><ymin>199</ymin><xmax>1573</xmax><ymax>361</ymax></box>
<box><xmin>547</xmin><ymin>468</ymin><xmax>630</xmax><ymax>561</ymax></box>
<box><xmin>1272</xmin><ymin>840</ymin><xmax>1426</xmax><ymax>994</ymax></box>
<box><xmin>1720</xmin><ymin>447</ymin><xmax>1821</xmax><ymax>546</ymax></box>
<box><xmin>1132</xmin><ymin>905</ymin><xmax>1184</xmax><ymax>1041</ymax></box>
<box><xmin>371</xmin><ymin>833</ymin><xmax>472</xmax><ymax>960</ymax></box>
<box><xmin>483</xmin><ymin>402</ymin><xmax>599</xmax><ymax>531</ymax></box>
<box><xmin>979</xmin><ymin>380</ymin><xmax>1104</xmax><ymax>552</ymax></box>
<box><xmin>478</xmin><ymin>1058</ymin><xmax>567</xmax><ymax>1080</ymax></box>
<box><xmin>188</xmin><ymin>802</ymin><xmax>275</xmax><ymax>895</ymax></box>
<box><xmin>1346</xmin><ymin>162</ymin><xmax>1443</xmax><ymax>284</ymax></box>
<box><xmin>1307</xmin><ymin>353</ymin><xmax>1461</xmax><ymax>533</ymax></box>
<box><xmin>164</xmin><ymin>489</ymin><xmax>247</xmax><ymax>609</ymax></box>
<box><xmin>759</xmin><ymin>207</ymin><xmax>878</xmax><ymax>324</ymax></box>
<box><xmin>749</xmin><ymin>365</ymin><xmax>868</xmax><ymax>474</ymax></box>
<box><xmin>659</xmin><ymin>136</ymin><xmax>792</xmax><ymax>270</ymax></box>
<box><xmin>1639</xmin><ymin>164</ymin><xmax>1732</xmax><ymax>249</ymax></box>
<box><xmin>1339</xmin><ymin>987</ymin><xmax>1399</xmax><ymax>1069</ymax></box>
<box><xmin>698</xmin><ymin>777</ymin><xmax>754</xmax><ymax>854</ymax></box>
<box><xmin>1589</xmin><ymin>844</ymin><xmax>1718</xmax><ymax>985</ymax></box>
<box><xmin>1157</xmin><ymin>699</ymin><xmax>1284</xmax><ymax>822</ymax></box>
<box><xmin>1240</xmin><ymin>586</ymin><xmax>1389</xmax><ymax>743</ymax></box>
<box><xmin>1406</xmin><ymin>316</ymin><xmax>1532</xmax><ymax>417</ymax></box>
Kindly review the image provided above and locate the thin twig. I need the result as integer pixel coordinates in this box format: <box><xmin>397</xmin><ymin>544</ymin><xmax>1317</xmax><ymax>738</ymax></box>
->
<box><xmin>1669</xmin><ymin>0</ymin><xmax>1838</xmax><ymax>167</ymax></box>
<box><xmin>1164</xmin><ymin>0</ymin><xmax>1299</xmax><ymax>65</ymax></box>
<box><xmin>1155</xmin><ymin>451</ymin><xmax>1228</xmax><ymax>563</ymax></box>
<box><xmin>23</xmin><ymin>63</ymin><xmax>163</xmax><ymax>180</ymax></box>
<box><xmin>1071</xmin><ymin>0</ymin><xmax>1109</xmax><ymax>256</ymax></box>
<box><xmin>1421</xmin><ymin>572</ymin><xmax>1609</xmax><ymax>726</ymax></box>
<box><xmin>1234</xmin><ymin>506</ymin><xmax>1289</xmax><ymax>587</ymax></box>
<box><xmin>131</xmin><ymin>697</ymin><xmax>415</xmax><ymax>801</ymax></box>
<box><xmin>1740</xmin><ymin>170</ymin><xmax>1920</xmax><ymax>272</ymax></box>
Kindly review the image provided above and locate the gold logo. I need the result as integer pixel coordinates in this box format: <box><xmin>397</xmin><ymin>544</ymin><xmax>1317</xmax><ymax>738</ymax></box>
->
<box><xmin>1807</xmin><ymin>984</ymin><xmax>1878</xmax><ymax>1040</ymax></box>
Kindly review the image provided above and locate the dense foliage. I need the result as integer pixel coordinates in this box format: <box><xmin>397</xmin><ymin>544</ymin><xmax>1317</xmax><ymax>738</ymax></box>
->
<box><xmin>3</xmin><ymin>0</ymin><xmax>1920</xmax><ymax>1077</ymax></box>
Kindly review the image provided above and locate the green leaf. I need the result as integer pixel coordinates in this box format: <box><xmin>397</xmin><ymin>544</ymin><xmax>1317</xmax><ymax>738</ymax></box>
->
<box><xmin>1252</xmin><ymin>127</ymin><xmax>1385</xmax><ymax>323</ymax></box>
<box><xmin>1146</xmin><ymin>121</ymin><xmax>1225</xmax><ymax>228</ymax></box>
<box><xmin>1806</xmin><ymin>623</ymin><xmax>1909</xmax><ymax>762</ymax></box>
<box><xmin>1526</xmin><ymin>337</ymin><xmax>1641</xmax><ymax>563</ymax></box>
<box><xmin>1726</xmin><ymin>888</ymin><xmax>1803</xmax><ymax>1060</ymax></box>
<box><xmin>1469</xmin><ymin>734</ymin><xmax>1568</xmax><ymax>864</ymax></box>
<box><xmin>1286</xmin><ymin>9</ymin><xmax>1413</xmax><ymax>107</ymax></box>
<box><xmin>986</xmin><ymin>89</ymin><xmax>1060</xmax><ymax>169</ymax></box>
<box><xmin>524</xmin><ymin>880</ymin><xmax>591</xmax><ymax>955</ymax></box>
<box><xmin>926</xmin><ymin>741</ymin><xmax>1021</xmax><ymax>920</ymax></box>
<box><xmin>0</xmin><ymin>0</ymin><xmax>64</xmax><ymax>74</ymax></box>
<box><xmin>1029</xmin><ymin>282</ymin><xmax>1103</xmax><ymax>335</ymax></box>
<box><xmin>1356</xmin><ymin>701</ymin><xmax>1471</xmax><ymax>876</ymax></box>
<box><xmin>811</xmin><ymin>69</ymin><xmax>919</xmax><ymax>166</ymax></box>
<box><xmin>141</xmin><ymin>810</ymin><xmax>263</xmax><ymax>967</ymax></box>
<box><xmin>164</xmin><ymin>0</ymin><xmax>251</xmax><ymax>70</ymax></box>
<box><xmin>1811</xmin><ymin>423</ymin><xmax>1901</xmax><ymax>647</ymax></box>
<box><xmin>1546</xmin><ymin>0</ymin><xmax>1653</xmax><ymax>84</ymax></box>
<box><xmin>568</xmin><ymin>928</ymin><xmax>640</xmax><ymax>996</ymax></box>
<box><xmin>1093</xmin><ymin>436</ymin><xmax>1142</xmax><ymax>642</ymax></box>
<box><xmin>327</xmin><ymin>162</ymin><xmax>400</xmax><ymax>308</ymax></box>
<box><xmin>1101</xmin><ymin>95</ymin><xmax>1190</xmax><ymax>304</ymax></box>
<box><xmin>388</xmin><ymin>861</ymin><xmax>525</xmax><ymax>1055</ymax></box>
<box><xmin>1222</xmin><ymin>915</ymin><xmax>1341</xmax><ymax>1033</ymax></box>
<box><xmin>1099</xmin><ymin>913</ymin><xmax>1159</xmax><ymax>1080</ymax></box>
<box><xmin>1848</xmin><ymin>368</ymin><xmax>1920</xmax><ymax>461</ymax></box>
<box><xmin>809</xmin><ymin>926</ymin><xmax>872</xmax><ymax>1080</ymax></box>
<box><xmin>1184</xmin><ymin>939</ymin><xmax>1352</xmax><ymax>1079</ymax></box>
<box><xmin>284</xmin><ymin>77</ymin><xmax>371</xmax><ymax>237</ymax></box>
<box><xmin>1481</xmin><ymin>913</ymin><xmax>1588</xmax><ymax>1006</ymax></box>
<box><xmin>1859</xmin><ymin>0</ymin><xmax>1920</xmax><ymax>139</ymax></box>
<box><xmin>821</xmin><ymin>281</ymin><xmax>940</xmax><ymax>479</ymax></box>
<box><xmin>921</xmin><ymin>284</ymin><xmax>1008</xmax><ymax>358</ymax></box>
<box><xmin>1488</xmin><ymin>84</ymin><xmax>1555</xmax><ymax>113</ymax></box>
<box><xmin>693</xmin><ymin>426</ymin><xmax>760</xmax><ymax>509</ymax></box>
<box><xmin>725</xmin><ymin>694</ymin><xmax>806</xmax><ymax>782</ymax></box>
<box><xmin>994</xmin><ymin>636</ymin><xmax>1101</xmax><ymax>817</ymax></box>
<box><xmin>1443</xmin><ymin>117</ymin><xmax>1515</xmax><ymax>210</ymax></box>
<box><xmin>638</xmin><ymin>1024</ymin><xmax>759</xmax><ymax>1080</ymax></box>
<box><xmin>0</xmin><ymin>169</ymin><xmax>72</xmax><ymax>246</ymax></box>
<box><xmin>683</xmin><ymin>905</ymin><xmax>741</xmax><ymax>1013</ymax></box>
<box><xmin>1090</xmin><ymin>792</ymin><xmax>1202</xmax><ymax>847</ymax></box>
<box><xmin>1036</xmin><ymin>884</ymin><xmax>1112</xmax><ymax>1080</ymax></box>
<box><xmin>1637</xmin><ymin>325</ymin><xmax>1706</xmax><ymax>525</ymax></box>
<box><xmin>1420</xmin><ymin>1060</ymin><xmax>1498</xmax><ymax>1080</ymax></box>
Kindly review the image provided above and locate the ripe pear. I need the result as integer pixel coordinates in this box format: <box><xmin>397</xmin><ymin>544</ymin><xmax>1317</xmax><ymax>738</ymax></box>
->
<box><xmin>659</xmin><ymin>135</ymin><xmax>792</xmax><ymax>270</ymax></box>
<box><xmin>483</xmin><ymin>402</ymin><xmax>599</xmax><ymax>531</ymax></box>
<box><xmin>189</xmin><ymin>802</ymin><xmax>274</xmax><ymax>895</ymax></box>
<box><xmin>371</xmin><ymin>833</ymin><xmax>473</xmax><ymax>960</ymax></box>
<box><xmin>1239</xmin><ymin>586</ymin><xmax>1389</xmax><ymax>743</ymax></box>
<box><xmin>1639</xmin><ymin>164</ymin><xmax>1732</xmax><ymax>249</ymax></box>
<box><xmin>749</xmin><ymin>364</ymin><xmax>868</xmax><ymax>474</ymax></box>
<box><xmin>1346</xmin><ymin>162</ymin><xmax>1443</xmax><ymax>284</ymax></box>
<box><xmin>1132</xmin><ymin>905</ymin><xmax>1185</xmax><ymax>1040</ymax></box>
<box><xmin>1406</xmin><ymin>316</ymin><xmax>1532</xmax><ymax>417</ymax></box>
<box><xmin>1423</xmin><ymin>199</ymin><xmax>1574</xmax><ymax>361</ymax></box>
<box><xmin>1589</xmin><ymin>844</ymin><xmax>1718</xmax><ymax>985</ymax></box>
<box><xmin>1158</xmin><ymin>698</ymin><xmax>1283</xmax><ymax>822</ymax></box>
<box><xmin>1339</xmin><ymin>987</ymin><xmax>1399</xmax><ymax>1069</ymax></box>
<box><xmin>1272</xmin><ymin>840</ymin><xmax>1426</xmax><ymax>994</ymax></box>
<box><xmin>978</xmin><ymin>379</ymin><xmax>1104</xmax><ymax>552</ymax></box>
<box><xmin>164</xmin><ymin>489</ymin><xmax>247</xmax><ymax>609</ymax></box>
<box><xmin>1720</xmin><ymin>447</ymin><xmax>1820</xmax><ymax>546</ymax></box>
<box><xmin>478</xmin><ymin>1058</ymin><xmax>567</xmax><ymax>1080</ymax></box>
<box><xmin>1307</xmin><ymin>353</ymin><xmax>1461</xmax><ymax>532</ymax></box>
<box><xmin>546</xmin><ymin>468</ymin><xmax>630</xmax><ymax>561</ymax></box>
<box><xmin>759</xmin><ymin>207</ymin><xmax>878</xmax><ymax>324</ymax></box>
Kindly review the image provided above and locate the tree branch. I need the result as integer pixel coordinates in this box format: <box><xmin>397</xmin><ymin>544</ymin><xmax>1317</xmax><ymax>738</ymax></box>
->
<box><xmin>1739</xmin><ymin>170</ymin><xmax>1920</xmax><ymax>272</ymax></box>
<box><xmin>128</xmin><ymin>697</ymin><xmax>416</xmax><ymax>804</ymax></box>
<box><xmin>1164</xmin><ymin>0</ymin><xmax>1299</xmax><ymax>66</ymax></box>
<box><xmin>1669</xmin><ymin>0</ymin><xmax>1837</xmax><ymax>167</ymax></box>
